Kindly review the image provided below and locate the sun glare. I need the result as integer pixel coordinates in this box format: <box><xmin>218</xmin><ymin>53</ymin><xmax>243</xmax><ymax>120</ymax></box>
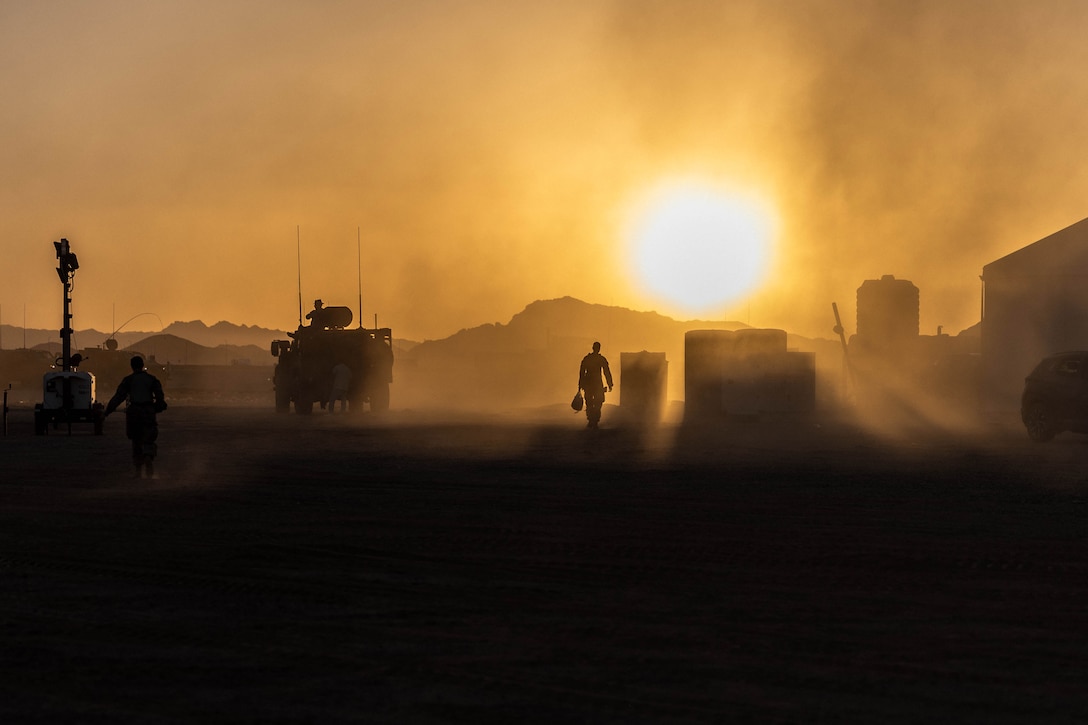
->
<box><xmin>626</xmin><ymin>183</ymin><xmax>777</xmax><ymax>314</ymax></box>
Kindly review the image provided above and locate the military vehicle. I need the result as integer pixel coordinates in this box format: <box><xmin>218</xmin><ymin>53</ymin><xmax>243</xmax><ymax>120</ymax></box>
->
<box><xmin>270</xmin><ymin>304</ymin><xmax>393</xmax><ymax>414</ymax></box>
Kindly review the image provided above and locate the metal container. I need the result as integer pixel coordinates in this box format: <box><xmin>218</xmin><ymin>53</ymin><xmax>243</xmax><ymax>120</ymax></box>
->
<box><xmin>620</xmin><ymin>351</ymin><xmax>668</xmax><ymax>425</ymax></box>
<box><xmin>684</xmin><ymin>330</ymin><xmax>735</xmax><ymax>420</ymax></box>
<box><xmin>856</xmin><ymin>274</ymin><xmax>919</xmax><ymax>353</ymax></box>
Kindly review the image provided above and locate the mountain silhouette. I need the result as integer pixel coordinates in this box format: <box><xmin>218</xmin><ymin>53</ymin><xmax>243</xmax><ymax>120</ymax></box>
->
<box><xmin>394</xmin><ymin>297</ymin><xmax>845</xmax><ymax>411</ymax></box>
<box><xmin>415</xmin><ymin>297</ymin><xmax>746</xmax><ymax>354</ymax></box>
<box><xmin>0</xmin><ymin>321</ymin><xmax>291</xmax><ymax>353</ymax></box>
<box><xmin>159</xmin><ymin>321</ymin><xmax>291</xmax><ymax>349</ymax></box>
<box><xmin>114</xmin><ymin>334</ymin><xmax>268</xmax><ymax>367</ymax></box>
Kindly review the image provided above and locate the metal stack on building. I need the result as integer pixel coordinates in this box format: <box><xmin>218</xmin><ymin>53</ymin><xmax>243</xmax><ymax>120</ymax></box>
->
<box><xmin>855</xmin><ymin>275</ymin><xmax>919</xmax><ymax>355</ymax></box>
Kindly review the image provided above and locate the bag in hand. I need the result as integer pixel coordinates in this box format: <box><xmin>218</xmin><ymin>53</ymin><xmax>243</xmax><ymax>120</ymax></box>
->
<box><xmin>571</xmin><ymin>390</ymin><xmax>584</xmax><ymax>412</ymax></box>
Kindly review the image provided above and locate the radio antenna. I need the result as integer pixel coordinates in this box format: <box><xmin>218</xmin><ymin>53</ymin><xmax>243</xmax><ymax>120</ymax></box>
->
<box><xmin>296</xmin><ymin>225</ymin><xmax>303</xmax><ymax>328</ymax></box>
<box><xmin>357</xmin><ymin>226</ymin><xmax>363</xmax><ymax>329</ymax></box>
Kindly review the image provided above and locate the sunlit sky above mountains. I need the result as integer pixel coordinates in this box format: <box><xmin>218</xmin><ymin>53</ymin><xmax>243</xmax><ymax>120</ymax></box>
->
<box><xmin>4</xmin><ymin>0</ymin><xmax>1088</xmax><ymax>342</ymax></box>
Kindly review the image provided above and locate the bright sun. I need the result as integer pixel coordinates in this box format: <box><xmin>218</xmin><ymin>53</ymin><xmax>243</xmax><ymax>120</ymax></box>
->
<box><xmin>626</xmin><ymin>182</ymin><xmax>777</xmax><ymax>314</ymax></box>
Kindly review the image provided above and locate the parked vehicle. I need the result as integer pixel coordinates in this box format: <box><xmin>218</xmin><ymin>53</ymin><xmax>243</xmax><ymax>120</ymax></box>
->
<box><xmin>271</xmin><ymin>306</ymin><xmax>393</xmax><ymax>414</ymax></box>
<box><xmin>1020</xmin><ymin>351</ymin><xmax>1088</xmax><ymax>441</ymax></box>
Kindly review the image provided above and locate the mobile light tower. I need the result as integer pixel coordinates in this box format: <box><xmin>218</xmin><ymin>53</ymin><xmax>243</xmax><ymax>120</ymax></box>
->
<box><xmin>56</xmin><ymin>238</ymin><xmax>78</xmax><ymax>371</ymax></box>
<box><xmin>34</xmin><ymin>238</ymin><xmax>104</xmax><ymax>435</ymax></box>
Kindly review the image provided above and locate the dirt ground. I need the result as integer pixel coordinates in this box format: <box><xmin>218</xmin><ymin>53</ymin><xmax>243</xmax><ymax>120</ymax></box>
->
<box><xmin>2</xmin><ymin>402</ymin><xmax>1087</xmax><ymax>723</ymax></box>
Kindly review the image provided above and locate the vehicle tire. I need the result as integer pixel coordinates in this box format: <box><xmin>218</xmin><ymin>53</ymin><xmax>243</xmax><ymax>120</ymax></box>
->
<box><xmin>369</xmin><ymin>382</ymin><xmax>390</xmax><ymax>413</ymax></box>
<box><xmin>34</xmin><ymin>411</ymin><xmax>47</xmax><ymax>436</ymax></box>
<box><xmin>275</xmin><ymin>387</ymin><xmax>291</xmax><ymax>414</ymax></box>
<box><xmin>1023</xmin><ymin>401</ymin><xmax>1056</xmax><ymax>442</ymax></box>
<box><xmin>295</xmin><ymin>398</ymin><xmax>314</xmax><ymax>415</ymax></box>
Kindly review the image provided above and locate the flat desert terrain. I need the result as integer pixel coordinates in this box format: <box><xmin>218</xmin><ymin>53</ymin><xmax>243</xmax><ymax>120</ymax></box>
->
<box><xmin>2</xmin><ymin>402</ymin><xmax>1087</xmax><ymax>723</ymax></box>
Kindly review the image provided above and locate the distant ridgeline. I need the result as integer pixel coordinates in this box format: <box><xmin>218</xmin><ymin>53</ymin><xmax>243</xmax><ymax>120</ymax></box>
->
<box><xmin>0</xmin><ymin>320</ymin><xmax>291</xmax><ymax>400</ymax></box>
<box><xmin>0</xmin><ymin>320</ymin><xmax>292</xmax><ymax>352</ymax></box>
<box><xmin>4</xmin><ymin>298</ymin><xmax>975</xmax><ymax>410</ymax></box>
<box><xmin>390</xmin><ymin>297</ymin><xmax>845</xmax><ymax>411</ymax></box>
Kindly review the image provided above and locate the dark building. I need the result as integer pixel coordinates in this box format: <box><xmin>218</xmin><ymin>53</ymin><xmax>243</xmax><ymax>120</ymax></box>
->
<box><xmin>981</xmin><ymin>216</ymin><xmax>1088</xmax><ymax>411</ymax></box>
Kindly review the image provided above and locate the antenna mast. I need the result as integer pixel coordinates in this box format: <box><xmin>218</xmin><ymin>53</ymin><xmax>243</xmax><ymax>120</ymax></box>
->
<box><xmin>296</xmin><ymin>225</ymin><xmax>303</xmax><ymax>328</ymax></box>
<box><xmin>357</xmin><ymin>226</ymin><xmax>363</xmax><ymax>329</ymax></box>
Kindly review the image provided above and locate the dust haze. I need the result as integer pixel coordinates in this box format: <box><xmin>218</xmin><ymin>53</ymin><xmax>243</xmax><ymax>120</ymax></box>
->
<box><xmin>9</xmin><ymin>5</ymin><xmax>1088</xmax><ymax>716</ymax></box>
<box><xmin>3</xmin><ymin>1</ymin><xmax>1087</xmax><ymax>344</ymax></box>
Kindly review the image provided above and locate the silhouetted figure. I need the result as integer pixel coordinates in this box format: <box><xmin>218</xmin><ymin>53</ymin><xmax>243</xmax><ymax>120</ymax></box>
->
<box><xmin>104</xmin><ymin>355</ymin><xmax>167</xmax><ymax>478</ymax></box>
<box><xmin>329</xmin><ymin>362</ymin><xmax>352</xmax><ymax>413</ymax></box>
<box><xmin>305</xmin><ymin>299</ymin><xmax>326</xmax><ymax>328</ymax></box>
<box><xmin>578</xmin><ymin>341</ymin><xmax>613</xmax><ymax>428</ymax></box>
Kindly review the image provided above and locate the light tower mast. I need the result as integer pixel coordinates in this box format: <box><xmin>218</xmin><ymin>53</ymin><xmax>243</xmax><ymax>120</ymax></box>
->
<box><xmin>53</xmin><ymin>238</ymin><xmax>79</xmax><ymax>372</ymax></box>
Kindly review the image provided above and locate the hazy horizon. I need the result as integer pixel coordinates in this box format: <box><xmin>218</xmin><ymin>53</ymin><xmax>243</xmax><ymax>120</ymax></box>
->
<box><xmin>5</xmin><ymin>1</ymin><xmax>1087</xmax><ymax>342</ymax></box>
<box><xmin>0</xmin><ymin>296</ymin><xmax>776</xmax><ymax>349</ymax></box>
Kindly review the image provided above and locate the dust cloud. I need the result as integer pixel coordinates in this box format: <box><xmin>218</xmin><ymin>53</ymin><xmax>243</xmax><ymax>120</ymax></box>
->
<box><xmin>3</xmin><ymin>1</ymin><xmax>1088</xmax><ymax>346</ymax></box>
<box><xmin>597</xmin><ymin>0</ymin><xmax>1088</xmax><ymax>338</ymax></box>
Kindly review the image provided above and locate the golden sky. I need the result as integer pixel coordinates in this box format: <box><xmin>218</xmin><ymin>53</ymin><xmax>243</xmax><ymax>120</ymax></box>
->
<box><xmin>4</xmin><ymin>0</ymin><xmax>1088</xmax><ymax>342</ymax></box>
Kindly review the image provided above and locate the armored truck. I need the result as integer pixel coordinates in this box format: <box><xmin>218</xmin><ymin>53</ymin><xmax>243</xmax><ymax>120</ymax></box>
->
<box><xmin>271</xmin><ymin>305</ymin><xmax>393</xmax><ymax>414</ymax></box>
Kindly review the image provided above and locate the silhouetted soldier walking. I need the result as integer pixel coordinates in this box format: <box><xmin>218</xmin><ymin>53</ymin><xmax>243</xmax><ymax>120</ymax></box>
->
<box><xmin>105</xmin><ymin>355</ymin><xmax>167</xmax><ymax>478</ymax></box>
<box><xmin>578</xmin><ymin>341</ymin><xmax>613</xmax><ymax>428</ymax></box>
